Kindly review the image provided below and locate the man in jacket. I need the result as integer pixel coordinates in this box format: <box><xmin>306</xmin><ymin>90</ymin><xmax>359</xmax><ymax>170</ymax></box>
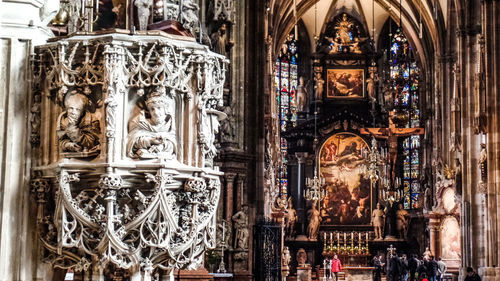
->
<box><xmin>437</xmin><ymin>257</ymin><xmax>447</xmax><ymax>281</ymax></box>
<box><xmin>426</xmin><ymin>256</ymin><xmax>439</xmax><ymax>281</ymax></box>
<box><xmin>408</xmin><ymin>254</ymin><xmax>419</xmax><ymax>281</ymax></box>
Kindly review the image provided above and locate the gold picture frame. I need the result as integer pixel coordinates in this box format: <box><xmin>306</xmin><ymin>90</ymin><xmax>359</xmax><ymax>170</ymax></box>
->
<box><xmin>326</xmin><ymin>68</ymin><xmax>365</xmax><ymax>98</ymax></box>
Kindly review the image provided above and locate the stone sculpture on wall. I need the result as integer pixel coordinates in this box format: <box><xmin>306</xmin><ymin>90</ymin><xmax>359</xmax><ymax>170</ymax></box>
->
<box><xmin>57</xmin><ymin>90</ymin><xmax>101</xmax><ymax>156</ymax></box>
<box><xmin>232</xmin><ymin>205</ymin><xmax>249</xmax><ymax>250</ymax></box>
<box><xmin>210</xmin><ymin>23</ymin><xmax>233</xmax><ymax>57</ymax></box>
<box><xmin>371</xmin><ymin>203</ymin><xmax>385</xmax><ymax>240</ymax></box>
<box><xmin>297</xmin><ymin>77</ymin><xmax>308</xmax><ymax>112</ymax></box>
<box><xmin>135</xmin><ymin>0</ymin><xmax>153</xmax><ymax>30</ymax></box>
<box><xmin>396</xmin><ymin>203</ymin><xmax>409</xmax><ymax>239</ymax></box>
<box><xmin>127</xmin><ymin>89</ymin><xmax>177</xmax><ymax>160</ymax></box>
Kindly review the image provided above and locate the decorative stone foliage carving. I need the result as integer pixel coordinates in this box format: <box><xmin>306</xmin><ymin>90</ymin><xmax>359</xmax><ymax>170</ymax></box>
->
<box><xmin>31</xmin><ymin>34</ymin><xmax>227</xmax><ymax>276</ymax></box>
<box><xmin>211</xmin><ymin>0</ymin><xmax>234</xmax><ymax>22</ymax></box>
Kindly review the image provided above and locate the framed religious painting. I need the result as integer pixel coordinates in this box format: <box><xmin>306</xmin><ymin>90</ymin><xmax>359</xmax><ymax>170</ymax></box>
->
<box><xmin>326</xmin><ymin>68</ymin><xmax>365</xmax><ymax>98</ymax></box>
<box><xmin>318</xmin><ymin>132</ymin><xmax>372</xmax><ymax>226</ymax></box>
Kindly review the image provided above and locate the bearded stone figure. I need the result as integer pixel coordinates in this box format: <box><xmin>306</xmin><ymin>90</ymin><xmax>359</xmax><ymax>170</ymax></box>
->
<box><xmin>57</xmin><ymin>91</ymin><xmax>101</xmax><ymax>155</ymax></box>
<box><xmin>127</xmin><ymin>90</ymin><xmax>177</xmax><ymax>159</ymax></box>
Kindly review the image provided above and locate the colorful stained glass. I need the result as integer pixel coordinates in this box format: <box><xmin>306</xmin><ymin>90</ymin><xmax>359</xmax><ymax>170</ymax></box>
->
<box><xmin>389</xmin><ymin>27</ymin><xmax>421</xmax><ymax>209</ymax></box>
<box><xmin>275</xmin><ymin>33</ymin><xmax>299</xmax><ymax>195</ymax></box>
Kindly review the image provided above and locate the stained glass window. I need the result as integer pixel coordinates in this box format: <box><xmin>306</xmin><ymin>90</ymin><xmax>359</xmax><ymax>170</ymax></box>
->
<box><xmin>389</xmin><ymin>28</ymin><xmax>421</xmax><ymax>209</ymax></box>
<box><xmin>275</xmin><ymin>33</ymin><xmax>299</xmax><ymax>194</ymax></box>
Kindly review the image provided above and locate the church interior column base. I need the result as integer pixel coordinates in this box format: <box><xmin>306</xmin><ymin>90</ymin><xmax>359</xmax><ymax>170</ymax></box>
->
<box><xmin>478</xmin><ymin>267</ymin><xmax>500</xmax><ymax>281</ymax></box>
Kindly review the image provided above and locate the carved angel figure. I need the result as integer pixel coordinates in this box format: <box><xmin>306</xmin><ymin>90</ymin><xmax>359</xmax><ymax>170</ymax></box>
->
<box><xmin>127</xmin><ymin>90</ymin><xmax>177</xmax><ymax>159</ymax></box>
<box><xmin>57</xmin><ymin>91</ymin><xmax>101</xmax><ymax>154</ymax></box>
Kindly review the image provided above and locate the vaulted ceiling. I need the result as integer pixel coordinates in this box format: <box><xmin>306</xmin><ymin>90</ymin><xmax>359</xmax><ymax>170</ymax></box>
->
<box><xmin>267</xmin><ymin>0</ymin><xmax>453</xmax><ymax>72</ymax></box>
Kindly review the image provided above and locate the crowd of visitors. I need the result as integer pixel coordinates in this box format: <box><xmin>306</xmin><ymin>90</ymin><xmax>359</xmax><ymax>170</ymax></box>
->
<box><xmin>371</xmin><ymin>253</ymin><xmax>471</xmax><ymax>281</ymax></box>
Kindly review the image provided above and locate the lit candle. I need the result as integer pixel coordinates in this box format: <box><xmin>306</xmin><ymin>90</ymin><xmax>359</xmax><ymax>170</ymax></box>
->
<box><xmin>330</xmin><ymin>232</ymin><xmax>333</xmax><ymax>241</ymax></box>
<box><xmin>366</xmin><ymin>232</ymin><xmax>369</xmax><ymax>241</ymax></box>
<box><xmin>337</xmin><ymin>232</ymin><xmax>340</xmax><ymax>241</ymax></box>
<box><xmin>344</xmin><ymin>232</ymin><xmax>346</xmax><ymax>241</ymax></box>
<box><xmin>359</xmin><ymin>232</ymin><xmax>361</xmax><ymax>241</ymax></box>
<box><xmin>324</xmin><ymin>232</ymin><xmax>327</xmax><ymax>241</ymax></box>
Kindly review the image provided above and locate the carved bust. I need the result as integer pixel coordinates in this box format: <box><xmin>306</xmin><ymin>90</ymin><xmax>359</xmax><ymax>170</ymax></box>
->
<box><xmin>57</xmin><ymin>91</ymin><xmax>101</xmax><ymax>156</ymax></box>
<box><xmin>127</xmin><ymin>90</ymin><xmax>177</xmax><ymax>159</ymax></box>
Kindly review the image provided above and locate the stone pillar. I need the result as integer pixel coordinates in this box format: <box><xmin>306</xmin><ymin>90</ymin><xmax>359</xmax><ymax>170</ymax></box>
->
<box><xmin>225</xmin><ymin>173</ymin><xmax>237</xmax><ymax>228</ymax></box>
<box><xmin>295</xmin><ymin>152</ymin><xmax>308</xmax><ymax>234</ymax></box>
<box><xmin>0</xmin><ymin>0</ymin><xmax>56</xmax><ymax>279</ymax></box>
<box><xmin>428</xmin><ymin>214</ymin><xmax>441</xmax><ymax>258</ymax></box>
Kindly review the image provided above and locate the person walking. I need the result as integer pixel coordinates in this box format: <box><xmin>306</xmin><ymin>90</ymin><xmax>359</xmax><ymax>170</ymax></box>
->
<box><xmin>408</xmin><ymin>254</ymin><xmax>419</xmax><ymax>281</ymax></box>
<box><xmin>373</xmin><ymin>255</ymin><xmax>385</xmax><ymax>281</ymax></box>
<box><xmin>417</xmin><ymin>258</ymin><xmax>427</xmax><ymax>280</ymax></box>
<box><xmin>437</xmin><ymin>257</ymin><xmax>447</xmax><ymax>281</ymax></box>
<box><xmin>426</xmin><ymin>256</ymin><xmax>439</xmax><ymax>281</ymax></box>
<box><xmin>401</xmin><ymin>254</ymin><xmax>409</xmax><ymax>281</ymax></box>
<box><xmin>388</xmin><ymin>254</ymin><xmax>402</xmax><ymax>281</ymax></box>
<box><xmin>331</xmin><ymin>254</ymin><xmax>343</xmax><ymax>281</ymax></box>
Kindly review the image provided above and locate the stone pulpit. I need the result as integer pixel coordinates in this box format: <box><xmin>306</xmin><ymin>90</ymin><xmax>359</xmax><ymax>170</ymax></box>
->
<box><xmin>30</xmin><ymin>29</ymin><xmax>228</xmax><ymax>280</ymax></box>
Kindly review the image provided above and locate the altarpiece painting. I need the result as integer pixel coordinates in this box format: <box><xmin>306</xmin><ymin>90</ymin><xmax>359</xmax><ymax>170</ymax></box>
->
<box><xmin>319</xmin><ymin>132</ymin><xmax>371</xmax><ymax>225</ymax></box>
<box><xmin>326</xmin><ymin>69</ymin><xmax>364</xmax><ymax>98</ymax></box>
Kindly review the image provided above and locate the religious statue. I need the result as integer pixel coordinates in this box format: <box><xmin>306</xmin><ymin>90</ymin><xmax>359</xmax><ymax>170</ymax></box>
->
<box><xmin>423</xmin><ymin>247</ymin><xmax>432</xmax><ymax>260</ymax></box>
<box><xmin>335</xmin><ymin>14</ymin><xmax>354</xmax><ymax>45</ymax></box>
<box><xmin>232</xmin><ymin>205</ymin><xmax>249</xmax><ymax>250</ymax></box>
<box><xmin>180</xmin><ymin>0</ymin><xmax>200</xmax><ymax>33</ymax></box>
<box><xmin>371</xmin><ymin>203</ymin><xmax>385</xmax><ymax>240</ymax></box>
<box><xmin>382</xmin><ymin>82</ymin><xmax>394</xmax><ymax>112</ymax></box>
<box><xmin>218</xmin><ymin>106</ymin><xmax>236</xmax><ymax>142</ymax></box>
<box><xmin>271</xmin><ymin>193</ymin><xmax>288</xmax><ymax>213</ymax></box>
<box><xmin>282</xmin><ymin>246</ymin><xmax>291</xmax><ymax>269</ymax></box>
<box><xmin>57</xmin><ymin>91</ymin><xmax>101</xmax><ymax>155</ymax></box>
<box><xmin>396</xmin><ymin>203</ymin><xmax>409</xmax><ymax>240</ymax></box>
<box><xmin>296</xmin><ymin>248</ymin><xmax>307</xmax><ymax>266</ymax></box>
<box><xmin>479</xmin><ymin>143</ymin><xmax>487</xmax><ymax>183</ymax></box>
<box><xmin>314</xmin><ymin>72</ymin><xmax>325</xmax><ymax>100</ymax></box>
<box><xmin>67</xmin><ymin>0</ymin><xmax>81</xmax><ymax>33</ymax></box>
<box><xmin>134</xmin><ymin>0</ymin><xmax>153</xmax><ymax>31</ymax></box>
<box><xmin>210</xmin><ymin>23</ymin><xmax>234</xmax><ymax>57</ymax></box>
<box><xmin>296</xmin><ymin>76</ymin><xmax>308</xmax><ymax>112</ymax></box>
<box><xmin>366</xmin><ymin>70</ymin><xmax>379</xmax><ymax>102</ymax></box>
<box><xmin>307</xmin><ymin>202</ymin><xmax>321</xmax><ymax>240</ymax></box>
<box><xmin>285</xmin><ymin>198</ymin><xmax>297</xmax><ymax>238</ymax></box>
<box><xmin>423</xmin><ymin>185</ymin><xmax>433</xmax><ymax>212</ymax></box>
<box><xmin>127</xmin><ymin>90</ymin><xmax>177</xmax><ymax>160</ymax></box>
